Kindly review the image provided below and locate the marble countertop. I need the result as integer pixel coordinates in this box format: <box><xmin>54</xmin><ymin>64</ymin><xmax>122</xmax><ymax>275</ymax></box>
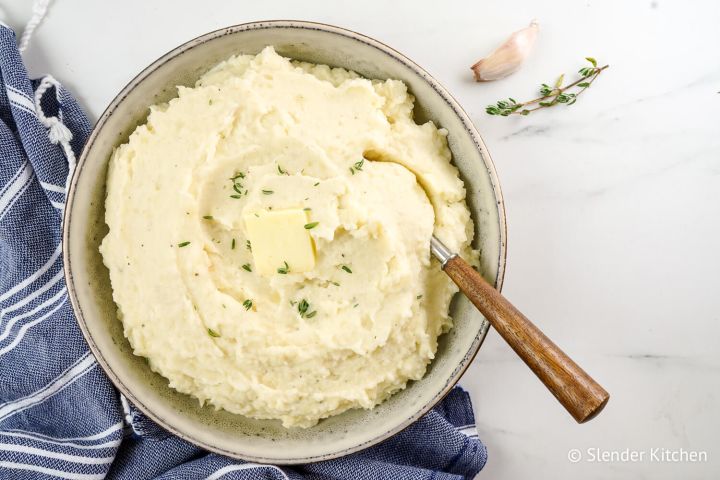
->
<box><xmin>4</xmin><ymin>0</ymin><xmax>718</xmax><ymax>477</ymax></box>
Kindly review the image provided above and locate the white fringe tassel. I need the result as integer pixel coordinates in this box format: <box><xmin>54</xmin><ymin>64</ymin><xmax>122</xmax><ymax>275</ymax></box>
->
<box><xmin>18</xmin><ymin>0</ymin><xmax>52</xmax><ymax>53</ymax></box>
<box><xmin>34</xmin><ymin>74</ymin><xmax>76</xmax><ymax>193</ymax></box>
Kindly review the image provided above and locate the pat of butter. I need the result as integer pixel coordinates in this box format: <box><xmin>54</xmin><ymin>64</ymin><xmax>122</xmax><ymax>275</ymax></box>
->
<box><xmin>243</xmin><ymin>209</ymin><xmax>316</xmax><ymax>276</ymax></box>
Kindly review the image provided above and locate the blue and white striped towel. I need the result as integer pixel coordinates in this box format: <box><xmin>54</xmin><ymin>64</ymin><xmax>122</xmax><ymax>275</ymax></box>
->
<box><xmin>0</xmin><ymin>23</ymin><xmax>487</xmax><ymax>480</ymax></box>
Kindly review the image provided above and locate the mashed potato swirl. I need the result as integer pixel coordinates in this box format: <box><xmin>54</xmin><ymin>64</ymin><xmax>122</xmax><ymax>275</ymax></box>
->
<box><xmin>100</xmin><ymin>47</ymin><xmax>474</xmax><ymax>427</ymax></box>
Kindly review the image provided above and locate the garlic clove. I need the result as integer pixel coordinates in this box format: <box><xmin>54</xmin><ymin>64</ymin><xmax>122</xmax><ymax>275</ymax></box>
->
<box><xmin>471</xmin><ymin>20</ymin><xmax>539</xmax><ymax>82</ymax></box>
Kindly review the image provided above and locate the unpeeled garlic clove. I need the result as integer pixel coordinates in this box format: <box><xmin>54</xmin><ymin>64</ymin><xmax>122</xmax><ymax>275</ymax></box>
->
<box><xmin>471</xmin><ymin>20</ymin><xmax>539</xmax><ymax>82</ymax></box>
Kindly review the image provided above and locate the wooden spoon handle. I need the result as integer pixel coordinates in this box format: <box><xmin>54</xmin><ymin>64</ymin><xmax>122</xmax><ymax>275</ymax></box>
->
<box><xmin>443</xmin><ymin>255</ymin><xmax>609</xmax><ymax>423</ymax></box>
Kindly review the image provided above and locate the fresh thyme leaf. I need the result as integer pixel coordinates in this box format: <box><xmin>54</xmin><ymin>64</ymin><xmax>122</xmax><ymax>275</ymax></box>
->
<box><xmin>417</xmin><ymin>294</ymin><xmax>423</xmax><ymax>299</ymax></box>
<box><xmin>246</xmin><ymin>240</ymin><xmax>252</xmax><ymax>251</ymax></box>
<box><xmin>277</xmin><ymin>261</ymin><xmax>289</xmax><ymax>274</ymax></box>
<box><xmin>230</xmin><ymin>171</ymin><xmax>245</xmax><ymax>180</ymax></box>
<box><xmin>208</xmin><ymin>99</ymin><xmax>213</xmax><ymax>105</ymax></box>
<box><xmin>233</xmin><ymin>184</ymin><xmax>244</xmax><ymax>195</ymax></box>
<box><xmin>231</xmin><ymin>238</ymin><xmax>236</xmax><ymax>249</ymax></box>
<box><xmin>243</xmin><ymin>299</ymin><xmax>253</xmax><ymax>310</ymax></box>
<box><xmin>303</xmin><ymin>207</ymin><xmax>311</xmax><ymax>211</ymax></box>
<box><xmin>277</xmin><ymin>165</ymin><xmax>288</xmax><ymax>175</ymax></box>
<box><xmin>330</xmin><ymin>281</ymin><xmax>340</xmax><ymax>286</ymax></box>
<box><xmin>298</xmin><ymin>298</ymin><xmax>309</xmax><ymax>316</ymax></box>
<box><xmin>207</xmin><ymin>328</ymin><xmax>220</xmax><ymax>337</ymax></box>
<box><xmin>203</xmin><ymin>215</ymin><xmax>213</xmax><ymax>220</ymax></box>
<box><xmin>242</xmin><ymin>263</ymin><xmax>252</xmax><ymax>272</ymax></box>
<box><xmin>230</xmin><ymin>194</ymin><xmax>242</xmax><ymax>199</ymax></box>
<box><xmin>341</xmin><ymin>265</ymin><xmax>352</xmax><ymax>274</ymax></box>
<box><xmin>486</xmin><ymin>58</ymin><xmax>608</xmax><ymax>117</ymax></box>
<box><xmin>486</xmin><ymin>97</ymin><xmax>522</xmax><ymax>116</ymax></box>
<box><xmin>262</xmin><ymin>189</ymin><xmax>274</xmax><ymax>195</ymax></box>
<box><xmin>297</xmin><ymin>298</ymin><xmax>316</xmax><ymax>318</ymax></box>
<box><xmin>313</xmin><ymin>182</ymin><xmax>320</xmax><ymax>187</ymax></box>
<box><xmin>178</xmin><ymin>241</ymin><xmax>191</xmax><ymax>248</ymax></box>
<box><xmin>304</xmin><ymin>222</ymin><xmax>319</xmax><ymax>230</ymax></box>
<box><xmin>350</xmin><ymin>158</ymin><xmax>365</xmax><ymax>175</ymax></box>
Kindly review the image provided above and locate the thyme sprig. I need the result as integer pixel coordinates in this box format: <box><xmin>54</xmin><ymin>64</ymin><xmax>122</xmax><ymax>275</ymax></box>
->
<box><xmin>486</xmin><ymin>58</ymin><xmax>608</xmax><ymax>116</ymax></box>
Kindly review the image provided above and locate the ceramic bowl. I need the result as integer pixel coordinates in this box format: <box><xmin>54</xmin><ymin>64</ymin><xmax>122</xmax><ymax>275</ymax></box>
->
<box><xmin>63</xmin><ymin>20</ymin><xmax>507</xmax><ymax>463</ymax></box>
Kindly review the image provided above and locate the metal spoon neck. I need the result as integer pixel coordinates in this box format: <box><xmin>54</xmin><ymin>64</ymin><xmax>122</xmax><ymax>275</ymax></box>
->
<box><xmin>430</xmin><ymin>236</ymin><xmax>457</xmax><ymax>269</ymax></box>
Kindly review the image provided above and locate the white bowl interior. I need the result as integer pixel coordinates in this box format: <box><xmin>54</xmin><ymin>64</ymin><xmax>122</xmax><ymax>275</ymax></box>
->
<box><xmin>64</xmin><ymin>21</ymin><xmax>505</xmax><ymax>463</ymax></box>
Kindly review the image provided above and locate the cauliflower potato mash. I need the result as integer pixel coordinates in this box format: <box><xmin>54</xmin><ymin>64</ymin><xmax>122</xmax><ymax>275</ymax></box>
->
<box><xmin>100</xmin><ymin>47</ymin><xmax>474</xmax><ymax>427</ymax></box>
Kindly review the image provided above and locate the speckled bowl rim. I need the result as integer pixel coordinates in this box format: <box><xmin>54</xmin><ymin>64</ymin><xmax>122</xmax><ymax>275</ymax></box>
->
<box><xmin>63</xmin><ymin>20</ymin><xmax>507</xmax><ymax>463</ymax></box>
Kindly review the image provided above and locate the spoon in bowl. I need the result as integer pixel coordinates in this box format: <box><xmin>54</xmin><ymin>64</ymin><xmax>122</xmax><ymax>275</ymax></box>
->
<box><xmin>431</xmin><ymin>236</ymin><xmax>609</xmax><ymax>423</ymax></box>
